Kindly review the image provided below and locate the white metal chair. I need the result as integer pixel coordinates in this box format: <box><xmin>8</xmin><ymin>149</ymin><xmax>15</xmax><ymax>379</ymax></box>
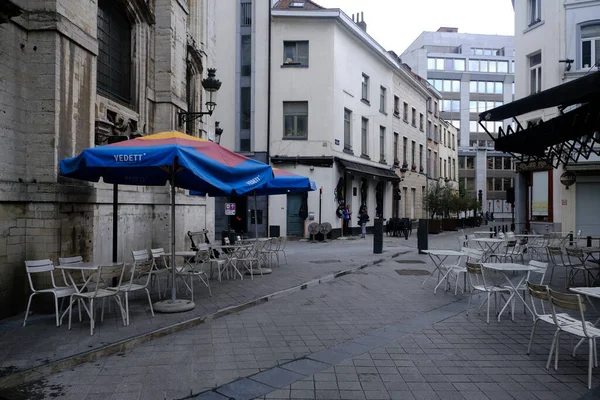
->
<box><xmin>547</xmin><ymin>288</ymin><xmax>600</xmax><ymax>389</ymax></box>
<box><xmin>68</xmin><ymin>263</ymin><xmax>127</xmax><ymax>336</ymax></box>
<box><xmin>525</xmin><ymin>282</ymin><xmax>580</xmax><ymax>355</ymax></box>
<box><xmin>23</xmin><ymin>259</ymin><xmax>77</xmax><ymax>327</ymax></box>
<box><xmin>113</xmin><ymin>250</ymin><xmax>156</xmax><ymax>326</ymax></box>
<box><xmin>150</xmin><ymin>247</ymin><xmax>170</xmax><ymax>299</ymax></box>
<box><xmin>466</xmin><ymin>262</ymin><xmax>514</xmax><ymax>324</ymax></box>
<box><xmin>277</xmin><ymin>236</ymin><xmax>288</xmax><ymax>264</ymax></box>
<box><xmin>176</xmin><ymin>245</ymin><xmax>212</xmax><ymax>300</ymax></box>
<box><xmin>236</xmin><ymin>240</ymin><xmax>262</xmax><ymax>280</ymax></box>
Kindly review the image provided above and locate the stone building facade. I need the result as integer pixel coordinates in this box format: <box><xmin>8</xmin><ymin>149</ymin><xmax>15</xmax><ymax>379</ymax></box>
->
<box><xmin>0</xmin><ymin>0</ymin><xmax>217</xmax><ymax>318</ymax></box>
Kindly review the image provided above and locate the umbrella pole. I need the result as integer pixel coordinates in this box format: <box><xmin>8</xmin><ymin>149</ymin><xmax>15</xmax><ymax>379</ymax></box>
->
<box><xmin>254</xmin><ymin>191</ymin><xmax>259</xmax><ymax>239</ymax></box>
<box><xmin>170</xmin><ymin>164</ymin><xmax>176</xmax><ymax>302</ymax></box>
<box><xmin>154</xmin><ymin>158</ymin><xmax>195</xmax><ymax>313</ymax></box>
<box><xmin>112</xmin><ymin>184</ymin><xmax>118</xmax><ymax>263</ymax></box>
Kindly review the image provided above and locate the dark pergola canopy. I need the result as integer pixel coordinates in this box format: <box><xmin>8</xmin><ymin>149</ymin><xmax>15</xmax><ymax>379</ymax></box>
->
<box><xmin>479</xmin><ymin>70</ymin><xmax>600</xmax><ymax>167</ymax></box>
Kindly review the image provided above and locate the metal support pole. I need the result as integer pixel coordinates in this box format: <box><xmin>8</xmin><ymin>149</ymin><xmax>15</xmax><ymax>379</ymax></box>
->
<box><xmin>170</xmin><ymin>161</ymin><xmax>177</xmax><ymax>302</ymax></box>
<box><xmin>511</xmin><ymin>204</ymin><xmax>515</xmax><ymax>232</ymax></box>
<box><xmin>112</xmin><ymin>184</ymin><xmax>118</xmax><ymax>263</ymax></box>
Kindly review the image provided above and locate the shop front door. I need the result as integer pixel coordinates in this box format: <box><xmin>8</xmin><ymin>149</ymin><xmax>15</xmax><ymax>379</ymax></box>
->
<box><xmin>287</xmin><ymin>194</ymin><xmax>304</xmax><ymax>236</ymax></box>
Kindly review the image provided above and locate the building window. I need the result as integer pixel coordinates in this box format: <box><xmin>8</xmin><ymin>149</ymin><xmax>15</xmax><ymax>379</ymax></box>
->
<box><xmin>241</xmin><ymin>1</ymin><xmax>252</xmax><ymax>26</ymax></box>
<box><xmin>411</xmin><ymin>108</ymin><xmax>416</xmax><ymax>127</ymax></box>
<box><xmin>487</xmin><ymin>178</ymin><xmax>494</xmax><ymax>191</ymax></box>
<box><xmin>283</xmin><ymin>101</ymin><xmax>308</xmax><ymax>139</ymax></box>
<box><xmin>528</xmin><ymin>0</ymin><xmax>541</xmax><ymax>26</ymax></box>
<box><xmin>403</xmin><ymin>102</ymin><xmax>408</xmax><ymax>122</ymax></box>
<box><xmin>361</xmin><ymin>74</ymin><xmax>370</xmax><ymax>102</ymax></box>
<box><xmin>419</xmin><ymin>113</ymin><xmax>424</xmax><ymax>131</ymax></box>
<box><xmin>379</xmin><ymin>126</ymin><xmax>386</xmax><ymax>162</ymax></box>
<box><xmin>503</xmin><ymin>157</ymin><xmax>512</xmax><ymax>169</ymax></box>
<box><xmin>361</xmin><ymin>117</ymin><xmax>369</xmax><ymax>156</ymax></box>
<box><xmin>241</xmin><ymin>87</ymin><xmax>251</xmax><ymax>130</ymax></box>
<box><xmin>452</xmin><ymin>158</ymin><xmax>456</xmax><ymax>179</ymax></box>
<box><xmin>428</xmin><ymin>79</ymin><xmax>461</xmax><ymax>93</ymax></box>
<box><xmin>427</xmin><ymin>149</ymin><xmax>432</xmax><ymax>175</ymax></box>
<box><xmin>419</xmin><ymin>144</ymin><xmax>423</xmax><ymax>170</ymax></box>
<box><xmin>433</xmin><ymin>125</ymin><xmax>438</xmax><ymax>142</ymax></box>
<box><xmin>433</xmin><ymin>152</ymin><xmax>438</xmax><ymax>178</ymax></box>
<box><xmin>344</xmin><ymin>108</ymin><xmax>352</xmax><ymax>150</ymax></box>
<box><xmin>402</xmin><ymin>137</ymin><xmax>408</xmax><ymax>163</ymax></box>
<box><xmin>393</xmin><ymin>132</ymin><xmax>399</xmax><ymax>162</ymax></box>
<box><xmin>97</xmin><ymin>0</ymin><xmax>132</xmax><ymax>103</ymax></box>
<box><xmin>393</xmin><ymin>96</ymin><xmax>400</xmax><ymax>116</ymax></box>
<box><xmin>411</xmin><ymin>141</ymin><xmax>416</xmax><ymax>166</ymax></box>
<box><xmin>283</xmin><ymin>41</ymin><xmax>309</xmax><ymax>66</ymax></box>
<box><xmin>241</xmin><ymin>35</ymin><xmax>251</xmax><ymax>76</ymax></box>
<box><xmin>434</xmin><ymin>102</ymin><xmax>438</xmax><ymax>117</ymax></box>
<box><xmin>379</xmin><ymin>86</ymin><xmax>386</xmax><ymax>113</ymax></box>
<box><xmin>452</xmin><ymin>134</ymin><xmax>455</xmax><ymax>150</ymax></box>
<box><xmin>581</xmin><ymin>24</ymin><xmax>600</xmax><ymax>69</ymax></box>
<box><xmin>427</xmin><ymin>121</ymin><xmax>432</xmax><ymax>139</ymax></box>
<box><xmin>494</xmin><ymin>178</ymin><xmax>502</xmax><ymax>191</ymax></box>
<box><xmin>427</xmin><ymin>58</ymin><xmax>465</xmax><ymax>71</ymax></box>
<box><xmin>529</xmin><ymin>52</ymin><xmax>542</xmax><ymax>94</ymax></box>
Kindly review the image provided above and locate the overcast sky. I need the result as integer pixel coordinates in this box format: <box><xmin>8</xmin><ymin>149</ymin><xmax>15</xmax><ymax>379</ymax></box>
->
<box><xmin>315</xmin><ymin>0</ymin><xmax>515</xmax><ymax>53</ymax></box>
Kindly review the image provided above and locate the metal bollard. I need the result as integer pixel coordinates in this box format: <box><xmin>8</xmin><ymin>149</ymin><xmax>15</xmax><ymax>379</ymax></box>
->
<box><xmin>489</xmin><ymin>227</ymin><xmax>493</xmax><ymax>238</ymax></box>
<box><xmin>588</xmin><ymin>236</ymin><xmax>593</xmax><ymax>247</ymax></box>
<box><xmin>494</xmin><ymin>227</ymin><xmax>497</xmax><ymax>237</ymax></box>
<box><xmin>569</xmin><ymin>231</ymin><xmax>574</xmax><ymax>247</ymax></box>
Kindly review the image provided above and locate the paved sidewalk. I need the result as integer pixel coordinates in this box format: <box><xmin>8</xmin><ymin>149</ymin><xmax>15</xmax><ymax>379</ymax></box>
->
<box><xmin>0</xmin><ymin>238</ymin><xmax>403</xmax><ymax>376</ymax></box>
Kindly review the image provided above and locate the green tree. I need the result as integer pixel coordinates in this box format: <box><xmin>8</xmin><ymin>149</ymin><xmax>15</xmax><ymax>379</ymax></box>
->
<box><xmin>424</xmin><ymin>182</ymin><xmax>447</xmax><ymax>218</ymax></box>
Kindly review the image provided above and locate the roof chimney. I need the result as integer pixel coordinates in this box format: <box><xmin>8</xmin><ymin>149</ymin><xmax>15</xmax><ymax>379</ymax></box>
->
<box><xmin>357</xmin><ymin>11</ymin><xmax>367</xmax><ymax>32</ymax></box>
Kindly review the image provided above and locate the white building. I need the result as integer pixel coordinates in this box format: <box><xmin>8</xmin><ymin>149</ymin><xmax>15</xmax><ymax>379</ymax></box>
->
<box><xmin>0</xmin><ymin>0</ymin><xmax>217</xmax><ymax>318</ymax></box>
<box><xmin>511</xmin><ymin>0</ymin><xmax>600</xmax><ymax>235</ymax></box>
<box><xmin>214</xmin><ymin>0</ymin><xmax>458</xmax><ymax>238</ymax></box>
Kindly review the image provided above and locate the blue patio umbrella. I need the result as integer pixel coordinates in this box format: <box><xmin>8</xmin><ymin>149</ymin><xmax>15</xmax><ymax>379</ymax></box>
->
<box><xmin>60</xmin><ymin>131</ymin><xmax>274</xmax><ymax>312</ymax></box>
<box><xmin>191</xmin><ymin>168</ymin><xmax>316</xmax><ymax>239</ymax></box>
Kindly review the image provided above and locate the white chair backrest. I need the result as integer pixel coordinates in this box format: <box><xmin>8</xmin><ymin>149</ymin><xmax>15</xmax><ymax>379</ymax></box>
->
<box><xmin>58</xmin><ymin>256</ymin><xmax>83</xmax><ymax>265</ymax></box>
<box><xmin>529</xmin><ymin>260</ymin><xmax>548</xmax><ymax>271</ymax></box>
<box><xmin>151</xmin><ymin>248</ymin><xmax>166</xmax><ymax>258</ymax></box>
<box><xmin>25</xmin><ymin>259</ymin><xmax>56</xmax><ymax>292</ymax></box>
<box><xmin>87</xmin><ymin>263</ymin><xmax>126</xmax><ymax>295</ymax></box>
<box><xmin>132</xmin><ymin>249</ymin><xmax>150</xmax><ymax>262</ymax></box>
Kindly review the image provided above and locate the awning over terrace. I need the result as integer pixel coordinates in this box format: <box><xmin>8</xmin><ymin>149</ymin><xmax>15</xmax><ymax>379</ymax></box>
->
<box><xmin>479</xmin><ymin>70</ymin><xmax>600</xmax><ymax>168</ymax></box>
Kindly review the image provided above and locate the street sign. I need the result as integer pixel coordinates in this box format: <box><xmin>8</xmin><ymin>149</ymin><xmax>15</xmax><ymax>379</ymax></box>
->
<box><xmin>225</xmin><ymin>203</ymin><xmax>236</xmax><ymax>216</ymax></box>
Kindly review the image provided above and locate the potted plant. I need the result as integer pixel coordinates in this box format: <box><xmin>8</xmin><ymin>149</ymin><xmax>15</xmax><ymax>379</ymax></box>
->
<box><xmin>402</xmin><ymin>161</ymin><xmax>408</xmax><ymax>169</ymax></box>
<box><xmin>419</xmin><ymin>165</ymin><xmax>424</xmax><ymax>173</ymax></box>
<box><xmin>411</xmin><ymin>163</ymin><xmax>417</xmax><ymax>171</ymax></box>
<box><xmin>441</xmin><ymin>191</ymin><xmax>459</xmax><ymax>231</ymax></box>
<box><xmin>424</xmin><ymin>182</ymin><xmax>444</xmax><ymax>234</ymax></box>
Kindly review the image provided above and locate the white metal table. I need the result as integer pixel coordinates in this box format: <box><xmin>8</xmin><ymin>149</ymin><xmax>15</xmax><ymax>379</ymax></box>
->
<box><xmin>474</xmin><ymin>238</ymin><xmax>505</xmax><ymax>261</ymax></box>
<box><xmin>482</xmin><ymin>262</ymin><xmax>537</xmax><ymax>322</ymax></box>
<box><xmin>421</xmin><ymin>250</ymin><xmax>466</xmax><ymax>294</ymax></box>
<box><xmin>56</xmin><ymin>261</ymin><xmax>120</xmax><ymax>324</ymax></box>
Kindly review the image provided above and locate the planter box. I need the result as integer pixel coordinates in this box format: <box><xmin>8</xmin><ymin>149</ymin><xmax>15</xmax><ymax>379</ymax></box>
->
<box><xmin>428</xmin><ymin>219</ymin><xmax>442</xmax><ymax>234</ymax></box>
<box><xmin>442</xmin><ymin>218</ymin><xmax>458</xmax><ymax>231</ymax></box>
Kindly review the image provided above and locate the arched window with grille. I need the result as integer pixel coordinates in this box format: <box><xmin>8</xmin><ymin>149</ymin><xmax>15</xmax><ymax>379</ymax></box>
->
<box><xmin>97</xmin><ymin>0</ymin><xmax>132</xmax><ymax>103</ymax></box>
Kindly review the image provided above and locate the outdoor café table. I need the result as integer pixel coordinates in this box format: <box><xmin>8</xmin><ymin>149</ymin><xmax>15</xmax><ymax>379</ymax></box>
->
<box><xmin>213</xmin><ymin>244</ymin><xmax>253</xmax><ymax>279</ymax></box>
<box><xmin>482</xmin><ymin>262</ymin><xmax>538</xmax><ymax>322</ymax></box>
<box><xmin>568</xmin><ymin>287</ymin><xmax>600</xmax><ymax>356</ymax></box>
<box><xmin>55</xmin><ymin>261</ymin><xmax>121</xmax><ymax>324</ymax></box>
<box><xmin>421</xmin><ymin>250</ymin><xmax>466</xmax><ymax>294</ymax></box>
<box><xmin>473</xmin><ymin>238</ymin><xmax>505</xmax><ymax>261</ymax></box>
<box><xmin>582</xmin><ymin>247</ymin><xmax>600</xmax><ymax>264</ymax></box>
<box><xmin>474</xmin><ymin>231</ymin><xmax>494</xmax><ymax>237</ymax></box>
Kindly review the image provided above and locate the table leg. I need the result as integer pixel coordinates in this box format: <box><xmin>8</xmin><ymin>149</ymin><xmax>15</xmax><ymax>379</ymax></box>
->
<box><xmin>497</xmin><ymin>274</ymin><xmax>532</xmax><ymax>322</ymax></box>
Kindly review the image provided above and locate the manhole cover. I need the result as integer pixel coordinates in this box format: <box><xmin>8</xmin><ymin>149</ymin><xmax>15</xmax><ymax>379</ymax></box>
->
<box><xmin>310</xmin><ymin>260</ymin><xmax>341</xmax><ymax>264</ymax></box>
<box><xmin>395</xmin><ymin>269</ymin><xmax>430</xmax><ymax>276</ymax></box>
<box><xmin>395</xmin><ymin>260</ymin><xmax>426</xmax><ymax>264</ymax></box>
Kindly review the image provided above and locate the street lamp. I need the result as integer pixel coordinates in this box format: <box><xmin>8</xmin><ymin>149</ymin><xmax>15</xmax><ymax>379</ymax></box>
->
<box><xmin>395</xmin><ymin>165</ymin><xmax>408</xmax><ymax>220</ymax></box>
<box><xmin>214</xmin><ymin>121</ymin><xmax>223</xmax><ymax>145</ymax></box>
<box><xmin>178</xmin><ymin>68</ymin><xmax>222</xmax><ymax>127</ymax></box>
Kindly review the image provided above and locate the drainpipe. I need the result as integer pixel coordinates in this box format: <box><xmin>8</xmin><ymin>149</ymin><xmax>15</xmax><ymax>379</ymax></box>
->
<box><xmin>266</xmin><ymin>0</ymin><xmax>272</xmax><ymax>236</ymax></box>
